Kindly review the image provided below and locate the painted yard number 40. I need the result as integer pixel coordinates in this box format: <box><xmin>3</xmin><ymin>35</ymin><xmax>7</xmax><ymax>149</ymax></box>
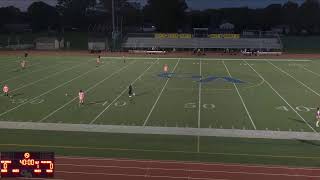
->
<box><xmin>276</xmin><ymin>105</ymin><xmax>316</xmax><ymax>112</ymax></box>
<box><xmin>184</xmin><ymin>103</ymin><xmax>215</xmax><ymax>109</ymax></box>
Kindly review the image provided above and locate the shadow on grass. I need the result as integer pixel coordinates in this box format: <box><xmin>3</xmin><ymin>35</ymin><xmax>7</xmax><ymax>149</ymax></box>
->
<box><xmin>135</xmin><ymin>91</ymin><xmax>149</xmax><ymax>97</ymax></box>
<box><xmin>288</xmin><ymin>117</ymin><xmax>306</xmax><ymax>124</ymax></box>
<box><xmin>11</xmin><ymin>93</ymin><xmax>24</xmax><ymax>97</ymax></box>
<box><xmin>86</xmin><ymin>99</ymin><xmax>108</xmax><ymax>106</ymax></box>
<box><xmin>296</xmin><ymin>139</ymin><xmax>320</xmax><ymax>147</ymax></box>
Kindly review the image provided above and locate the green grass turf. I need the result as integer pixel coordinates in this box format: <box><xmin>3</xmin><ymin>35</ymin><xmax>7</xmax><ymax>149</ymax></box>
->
<box><xmin>0</xmin><ymin>57</ymin><xmax>320</xmax><ymax>131</ymax></box>
<box><xmin>0</xmin><ymin>129</ymin><xmax>320</xmax><ymax>167</ymax></box>
<box><xmin>0</xmin><ymin>55</ymin><xmax>320</xmax><ymax>166</ymax></box>
<box><xmin>0</xmin><ymin>56</ymin><xmax>319</xmax><ymax>130</ymax></box>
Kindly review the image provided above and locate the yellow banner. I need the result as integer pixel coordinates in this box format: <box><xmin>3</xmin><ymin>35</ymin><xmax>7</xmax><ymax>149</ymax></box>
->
<box><xmin>179</xmin><ymin>34</ymin><xmax>192</xmax><ymax>38</ymax></box>
<box><xmin>155</xmin><ymin>33</ymin><xmax>192</xmax><ymax>39</ymax></box>
<box><xmin>208</xmin><ymin>34</ymin><xmax>240</xmax><ymax>39</ymax></box>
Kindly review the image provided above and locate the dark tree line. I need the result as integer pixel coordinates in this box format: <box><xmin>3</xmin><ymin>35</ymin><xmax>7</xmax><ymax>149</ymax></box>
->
<box><xmin>0</xmin><ymin>0</ymin><xmax>320</xmax><ymax>34</ymax></box>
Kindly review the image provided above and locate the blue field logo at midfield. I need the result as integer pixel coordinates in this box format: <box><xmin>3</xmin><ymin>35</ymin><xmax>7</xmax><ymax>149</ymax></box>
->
<box><xmin>158</xmin><ymin>73</ymin><xmax>246</xmax><ymax>84</ymax></box>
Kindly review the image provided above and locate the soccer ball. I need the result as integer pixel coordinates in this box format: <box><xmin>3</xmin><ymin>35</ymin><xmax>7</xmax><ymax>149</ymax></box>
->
<box><xmin>133</xmin><ymin>93</ymin><xmax>135</xmax><ymax>96</ymax></box>
<box><xmin>65</xmin><ymin>93</ymin><xmax>68</xmax><ymax>96</ymax></box>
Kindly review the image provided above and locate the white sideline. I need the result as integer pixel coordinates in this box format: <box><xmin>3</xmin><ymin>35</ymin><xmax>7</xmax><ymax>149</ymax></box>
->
<box><xmin>223</xmin><ymin>61</ymin><xmax>256</xmax><ymax>130</ymax></box>
<box><xmin>0</xmin><ymin>121</ymin><xmax>319</xmax><ymax>141</ymax></box>
<box><xmin>143</xmin><ymin>59</ymin><xmax>181</xmax><ymax>126</ymax></box>
<box><xmin>90</xmin><ymin>59</ymin><xmax>160</xmax><ymax>124</ymax></box>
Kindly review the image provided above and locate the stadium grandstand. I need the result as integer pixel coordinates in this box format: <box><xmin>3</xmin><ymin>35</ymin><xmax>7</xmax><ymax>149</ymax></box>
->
<box><xmin>122</xmin><ymin>30</ymin><xmax>283</xmax><ymax>55</ymax></box>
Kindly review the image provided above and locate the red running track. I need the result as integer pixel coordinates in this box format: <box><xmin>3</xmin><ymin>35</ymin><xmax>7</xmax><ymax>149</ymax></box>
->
<box><xmin>48</xmin><ymin>156</ymin><xmax>320</xmax><ymax>180</ymax></box>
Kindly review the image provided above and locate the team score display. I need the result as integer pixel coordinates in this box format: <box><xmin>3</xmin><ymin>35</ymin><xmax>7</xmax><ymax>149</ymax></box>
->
<box><xmin>0</xmin><ymin>152</ymin><xmax>54</xmax><ymax>178</ymax></box>
<box><xmin>184</xmin><ymin>103</ymin><xmax>215</xmax><ymax>109</ymax></box>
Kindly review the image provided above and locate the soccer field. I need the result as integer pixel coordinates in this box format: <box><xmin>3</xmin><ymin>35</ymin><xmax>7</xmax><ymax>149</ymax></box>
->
<box><xmin>1</xmin><ymin>55</ymin><xmax>320</xmax><ymax>167</ymax></box>
<box><xmin>0</xmin><ymin>55</ymin><xmax>319</xmax><ymax>132</ymax></box>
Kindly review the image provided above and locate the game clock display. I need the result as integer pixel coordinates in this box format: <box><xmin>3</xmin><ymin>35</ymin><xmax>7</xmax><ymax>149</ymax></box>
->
<box><xmin>0</xmin><ymin>152</ymin><xmax>54</xmax><ymax>178</ymax></box>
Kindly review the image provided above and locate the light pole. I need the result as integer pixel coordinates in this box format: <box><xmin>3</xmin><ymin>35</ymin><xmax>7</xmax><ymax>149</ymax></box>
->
<box><xmin>112</xmin><ymin>0</ymin><xmax>116</xmax><ymax>50</ymax></box>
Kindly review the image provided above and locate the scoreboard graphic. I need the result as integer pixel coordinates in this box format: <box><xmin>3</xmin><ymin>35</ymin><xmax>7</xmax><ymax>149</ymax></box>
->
<box><xmin>0</xmin><ymin>152</ymin><xmax>54</xmax><ymax>178</ymax></box>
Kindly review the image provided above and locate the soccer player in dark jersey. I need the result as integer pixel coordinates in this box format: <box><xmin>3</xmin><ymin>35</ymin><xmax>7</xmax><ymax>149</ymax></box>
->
<box><xmin>96</xmin><ymin>55</ymin><xmax>101</xmax><ymax>67</ymax></box>
<box><xmin>128</xmin><ymin>84</ymin><xmax>134</xmax><ymax>98</ymax></box>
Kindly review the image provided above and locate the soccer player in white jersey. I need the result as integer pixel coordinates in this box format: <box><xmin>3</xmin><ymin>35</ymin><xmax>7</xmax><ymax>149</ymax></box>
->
<box><xmin>78</xmin><ymin>90</ymin><xmax>85</xmax><ymax>105</ymax></box>
<box><xmin>3</xmin><ymin>84</ymin><xmax>9</xmax><ymax>96</ymax></box>
<box><xmin>316</xmin><ymin>107</ymin><xmax>320</xmax><ymax>127</ymax></box>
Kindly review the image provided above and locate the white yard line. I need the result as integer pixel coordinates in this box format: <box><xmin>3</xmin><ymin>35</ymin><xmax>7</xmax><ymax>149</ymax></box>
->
<box><xmin>0</xmin><ymin>63</ymin><xmax>62</xmax><ymax>84</ymax></box>
<box><xmin>268</xmin><ymin>61</ymin><xmax>320</xmax><ymax>97</ymax></box>
<box><xmin>39</xmin><ymin>61</ymin><xmax>136</xmax><ymax>122</ymax></box>
<box><xmin>197</xmin><ymin>135</ymin><xmax>200</xmax><ymax>153</ymax></box>
<box><xmin>102</xmin><ymin>56</ymin><xmax>312</xmax><ymax>62</ymax></box>
<box><xmin>143</xmin><ymin>59</ymin><xmax>180</xmax><ymax>126</ymax></box>
<box><xmin>198</xmin><ymin>60</ymin><xmax>202</xmax><ymax>128</ymax></box>
<box><xmin>222</xmin><ymin>61</ymin><xmax>256</xmax><ymax>130</ymax></box>
<box><xmin>90</xmin><ymin>59</ymin><xmax>159</xmax><ymax>124</ymax></box>
<box><xmin>11</xmin><ymin>62</ymin><xmax>87</xmax><ymax>93</ymax></box>
<box><xmin>0</xmin><ymin>61</ymin><xmax>101</xmax><ymax>118</ymax></box>
<box><xmin>245</xmin><ymin>61</ymin><xmax>317</xmax><ymax>132</ymax></box>
<box><xmin>197</xmin><ymin>60</ymin><xmax>202</xmax><ymax>153</ymax></box>
<box><xmin>302</xmin><ymin>66</ymin><xmax>320</xmax><ymax>77</ymax></box>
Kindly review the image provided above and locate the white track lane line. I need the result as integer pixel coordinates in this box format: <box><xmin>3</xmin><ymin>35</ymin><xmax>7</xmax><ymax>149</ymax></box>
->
<box><xmin>56</xmin><ymin>170</ymin><xmax>228</xmax><ymax>180</ymax></box>
<box><xmin>55</xmin><ymin>163</ymin><xmax>320</xmax><ymax>178</ymax></box>
<box><xmin>56</xmin><ymin>155</ymin><xmax>320</xmax><ymax>170</ymax></box>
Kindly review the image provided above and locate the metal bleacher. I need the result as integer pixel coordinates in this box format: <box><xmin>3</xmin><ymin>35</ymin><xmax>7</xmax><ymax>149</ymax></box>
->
<box><xmin>122</xmin><ymin>36</ymin><xmax>282</xmax><ymax>50</ymax></box>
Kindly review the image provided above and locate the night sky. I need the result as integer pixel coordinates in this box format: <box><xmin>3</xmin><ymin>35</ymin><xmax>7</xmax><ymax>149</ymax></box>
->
<box><xmin>0</xmin><ymin>0</ymin><xmax>305</xmax><ymax>11</ymax></box>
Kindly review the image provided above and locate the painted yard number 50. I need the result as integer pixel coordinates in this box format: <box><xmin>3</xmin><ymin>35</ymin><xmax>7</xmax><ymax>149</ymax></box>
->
<box><xmin>184</xmin><ymin>103</ymin><xmax>215</xmax><ymax>109</ymax></box>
